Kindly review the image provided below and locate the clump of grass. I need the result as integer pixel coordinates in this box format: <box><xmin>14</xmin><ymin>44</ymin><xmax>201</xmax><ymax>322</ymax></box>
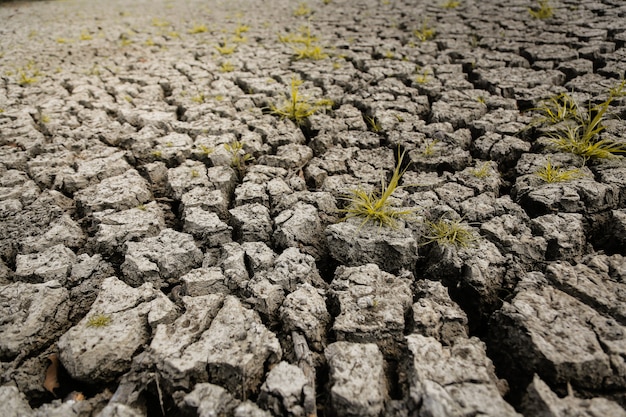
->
<box><xmin>86</xmin><ymin>313</ymin><xmax>112</xmax><ymax>328</ymax></box>
<box><xmin>293</xmin><ymin>2</ymin><xmax>312</xmax><ymax>16</ymax></box>
<box><xmin>532</xmin><ymin>92</ymin><xmax>579</xmax><ymax>125</ymax></box>
<box><xmin>414</xmin><ymin>19</ymin><xmax>435</xmax><ymax>42</ymax></box>
<box><xmin>529</xmin><ymin>0</ymin><xmax>553</xmax><ymax>19</ymax></box>
<box><xmin>547</xmin><ymin>80</ymin><xmax>626</xmax><ymax>162</ymax></box>
<box><xmin>340</xmin><ymin>150</ymin><xmax>415</xmax><ymax>228</ymax></box>
<box><xmin>422</xmin><ymin>218</ymin><xmax>477</xmax><ymax>248</ymax></box>
<box><xmin>441</xmin><ymin>0</ymin><xmax>461</xmax><ymax>9</ymax></box>
<box><xmin>188</xmin><ymin>23</ymin><xmax>208</xmax><ymax>34</ymax></box>
<box><xmin>365</xmin><ymin>115</ymin><xmax>382</xmax><ymax>133</ymax></box>
<box><xmin>415</xmin><ymin>68</ymin><xmax>430</xmax><ymax>84</ymax></box>
<box><xmin>535</xmin><ymin>158</ymin><xmax>583</xmax><ymax>183</ymax></box>
<box><xmin>469</xmin><ymin>162</ymin><xmax>492</xmax><ymax>178</ymax></box>
<box><xmin>224</xmin><ymin>140</ymin><xmax>253</xmax><ymax>173</ymax></box>
<box><xmin>216</xmin><ymin>42</ymin><xmax>236</xmax><ymax>55</ymax></box>
<box><xmin>279</xmin><ymin>26</ymin><xmax>328</xmax><ymax>60</ymax></box>
<box><xmin>270</xmin><ymin>77</ymin><xmax>332</xmax><ymax>125</ymax></box>
<box><xmin>219</xmin><ymin>61</ymin><xmax>235</xmax><ymax>72</ymax></box>
<box><xmin>421</xmin><ymin>139</ymin><xmax>439</xmax><ymax>157</ymax></box>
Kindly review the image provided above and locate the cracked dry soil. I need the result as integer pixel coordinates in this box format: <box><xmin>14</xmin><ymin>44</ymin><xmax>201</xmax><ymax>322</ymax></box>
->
<box><xmin>1</xmin><ymin>0</ymin><xmax>626</xmax><ymax>416</ymax></box>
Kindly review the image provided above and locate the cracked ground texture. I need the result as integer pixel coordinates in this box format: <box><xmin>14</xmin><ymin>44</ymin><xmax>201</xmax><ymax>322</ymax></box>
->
<box><xmin>1</xmin><ymin>0</ymin><xmax>626</xmax><ymax>416</ymax></box>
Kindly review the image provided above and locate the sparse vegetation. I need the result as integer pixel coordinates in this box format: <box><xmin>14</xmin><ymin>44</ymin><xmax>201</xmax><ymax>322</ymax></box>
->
<box><xmin>270</xmin><ymin>77</ymin><xmax>332</xmax><ymax>125</ymax></box>
<box><xmin>421</xmin><ymin>139</ymin><xmax>439</xmax><ymax>157</ymax></box>
<box><xmin>469</xmin><ymin>162</ymin><xmax>492</xmax><ymax>178</ymax></box>
<box><xmin>442</xmin><ymin>0</ymin><xmax>461</xmax><ymax>9</ymax></box>
<box><xmin>532</xmin><ymin>92</ymin><xmax>579</xmax><ymax>125</ymax></box>
<box><xmin>294</xmin><ymin>2</ymin><xmax>312</xmax><ymax>16</ymax></box>
<box><xmin>279</xmin><ymin>26</ymin><xmax>329</xmax><ymax>60</ymax></box>
<box><xmin>365</xmin><ymin>115</ymin><xmax>382</xmax><ymax>133</ymax></box>
<box><xmin>415</xmin><ymin>68</ymin><xmax>430</xmax><ymax>84</ymax></box>
<box><xmin>535</xmin><ymin>158</ymin><xmax>584</xmax><ymax>183</ymax></box>
<box><xmin>422</xmin><ymin>218</ymin><xmax>477</xmax><ymax>248</ymax></box>
<box><xmin>545</xmin><ymin>80</ymin><xmax>626</xmax><ymax>162</ymax></box>
<box><xmin>340</xmin><ymin>150</ymin><xmax>415</xmax><ymax>228</ymax></box>
<box><xmin>414</xmin><ymin>19</ymin><xmax>435</xmax><ymax>42</ymax></box>
<box><xmin>86</xmin><ymin>314</ymin><xmax>112</xmax><ymax>328</ymax></box>
<box><xmin>188</xmin><ymin>23</ymin><xmax>209</xmax><ymax>34</ymax></box>
<box><xmin>224</xmin><ymin>140</ymin><xmax>253</xmax><ymax>174</ymax></box>
<box><xmin>529</xmin><ymin>0</ymin><xmax>553</xmax><ymax>19</ymax></box>
<box><xmin>215</xmin><ymin>42</ymin><xmax>236</xmax><ymax>55</ymax></box>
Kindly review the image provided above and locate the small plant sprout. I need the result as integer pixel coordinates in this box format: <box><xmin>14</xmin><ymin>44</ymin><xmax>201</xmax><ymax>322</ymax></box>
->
<box><xmin>294</xmin><ymin>2</ymin><xmax>312</xmax><ymax>17</ymax></box>
<box><xmin>197</xmin><ymin>144</ymin><xmax>214</xmax><ymax>156</ymax></box>
<box><xmin>547</xmin><ymin>80</ymin><xmax>626</xmax><ymax>163</ymax></box>
<box><xmin>414</xmin><ymin>19</ymin><xmax>435</xmax><ymax>42</ymax></box>
<box><xmin>191</xmin><ymin>93</ymin><xmax>206</xmax><ymax>103</ymax></box>
<box><xmin>86</xmin><ymin>313</ymin><xmax>112</xmax><ymax>328</ymax></box>
<box><xmin>219</xmin><ymin>61</ymin><xmax>235</xmax><ymax>73</ymax></box>
<box><xmin>532</xmin><ymin>92</ymin><xmax>579</xmax><ymax>125</ymax></box>
<box><xmin>79</xmin><ymin>30</ymin><xmax>92</xmax><ymax>41</ymax></box>
<box><xmin>415</xmin><ymin>68</ymin><xmax>430</xmax><ymax>84</ymax></box>
<box><xmin>421</xmin><ymin>139</ymin><xmax>439</xmax><ymax>157</ymax></box>
<box><xmin>470</xmin><ymin>162</ymin><xmax>492</xmax><ymax>178</ymax></box>
<box><xmin>270</xmin><ymin>77</ymin><xmax>332</xmax><ymax>125</ymax></box>
<box><xmin>190</xmin><ymin>169</ymin><xmax>199</xmax><ymax>178</ymax></box>
<box><xmin>535</xmin><ymin>158</ymin><xmax>583</xmax><ymax>183</ymax></box>
<box><xmin>215</xmin><ymin>41</ymin><xmax>236</xmax><ymax>55</ymax></box>
<box><xmin>340</xmin><ymin>150</ymin><xmax>415</xmax><ymax>228</ymax></box>
<box><xmin>529</xmin><ymin>0</ymin><xmax>554</xmax><ymax>19</ymax></box>
<box><xmin>365</xmin><ymin>115</ymin><xmax>382</xmax><ymax>133</ymax></box>
<box><xmin>136</xmin><ymin>204</ymin><xmax>147</xmax><ymax>211</ymax></box>
<box><xmin>441</xmin><ymin>0</ymin><xmax>461</xmax><ymax>9</ymax></box>
<box><xmin>423</xmin><ymin>218</ymin><xmax>477</xmax><ymax>248</ymax></box>
<box><xmin>280</xmin><ymin>26</ymin><xmax>328</xmax><ymax>60</ymax></box>
<box><xmin>224</xmin><ymin>140</ymin><xmax>253</xmax><ymax>173</ymax></box>
<box><xmin>188</xmin><ymin>23</ymin><xmax>209</xmax><ymax>34</ymax></box>
<box><xmin>151</xmin><ymin>17</ymin><xmax>170</xmax><ymax>28</ymax></box>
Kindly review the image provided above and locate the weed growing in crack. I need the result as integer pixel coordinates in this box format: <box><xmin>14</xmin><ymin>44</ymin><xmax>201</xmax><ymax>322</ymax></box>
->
<box><xmin>531</xmin><ymin>92</ymin><xmax>579</xmax><ymax>125</ymax></box>
<box><xmin>414</xmin><ymin>19</ymin><xmax>435</xmax><ymax>42</ymax></box>
<box><xmin>422</xmin><ymin>218</ymin><xmax>477</xmax><ymax>248</ymax></box>
<box><xmin>365</xmin><ymin>115</ymin><xmax>382</xmax><ymax>133</ymax></box>
<box><xmin>469</xmin><ymin>162</ymin><xmax>492</xmax><ymax>179</ymax></box>
<box><xmin>86</xmin><ymin>314</ymin><xmax>112</xmax><ymax>328</ymax></box>
<box><xmin>421</xmin><ymin>139</ymin><xmax>439</xmax><ymax>157</ymax></box>
<box><xmin>535</xmin><ymin>158</ymin><xmax>584</xmax><ymax>183</ymax></box>
<box><xmin>279</xmin><ymin>26</ymin><xmax>329</xmax><ymax>60</ymax></box>
<box><xmin>441</xmin><ymin>0</ymin><xmax>461</xmax><ymax>9</ymax></box>
<box><xmin>224</xmin><ymin>140</ymin><xmax>253</xmax><ymax>176</ymax></box>
<box><xmin>340</xmin><ymin>150</ymin><xmax>415</xmax><ymax>228</ymax></box>
<box><xmin>270</xmin><ymin>77</ymin><xmax>332</xmax><ymax>125</ymax></box>
<box><xmin>546</xmin><ymin>80</ymin><xmax>626</xmax><ymax>163</ymax></box>
<box><xmin>529</xmin><ymin>0</ymin><xmax>553</xmax><ymax>19</ymax></box>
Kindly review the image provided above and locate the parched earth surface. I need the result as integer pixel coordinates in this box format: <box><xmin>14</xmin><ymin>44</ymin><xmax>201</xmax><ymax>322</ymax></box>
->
<box><xmin>1</xmin><ymin>0</ymin><xmax>626</xmax><ymax>416</ymax></box>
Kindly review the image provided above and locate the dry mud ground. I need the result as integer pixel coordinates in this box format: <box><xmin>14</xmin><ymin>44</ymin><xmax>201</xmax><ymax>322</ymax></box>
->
<box><xmin>1</xmin><ymin>0</ymin><xmax>626</xmax><ymax>416</ymax></box>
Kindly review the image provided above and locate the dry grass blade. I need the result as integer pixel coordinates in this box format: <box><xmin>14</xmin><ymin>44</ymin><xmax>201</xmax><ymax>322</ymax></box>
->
<box><xmin>340</xmin><ymin>150</ymin><xmax>414</xmax><ymax>228</ymax></box>
<box><xmin>535</xmin><ymin>158</ymin><xmax>583</xmax><ymax>183</ymax></box>
<box><xmin>422</xmin><ymin>218</ymin><xmax>477</xmax><ymax>248</ymax></box>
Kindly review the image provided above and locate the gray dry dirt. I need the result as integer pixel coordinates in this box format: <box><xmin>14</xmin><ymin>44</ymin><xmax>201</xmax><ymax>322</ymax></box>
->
<box><xmin>1</xmin><ymin>0</ymin><xmax>626</xmax><ymax>416</ymax></box>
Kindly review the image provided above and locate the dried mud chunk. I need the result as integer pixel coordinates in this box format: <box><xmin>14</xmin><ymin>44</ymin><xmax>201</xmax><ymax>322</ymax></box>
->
<box><xmin>273</xmin><ymin>202</ymin><xmax>326</xmax><ymax>261</ymax></box>
<box><xmin>179</xmin><ymin>382</ymin><xmax>240</xmax><ymax>417</ymax></box>
<box><xmin>325</xmin><ymin>342</ymin><xmax>386</xmax><ymax>417</ymax></box>
<box><xmin>405</xmin><ymin>334</ymin><xmax>520</xmax><ymax>417</ymax></box>
<box><xmin>93</xmin><ymin>202</ymin><xmax>165</xmax><ymax>255</ymax></box>
<box><xmin>183</xmin><ymin>207</ymin><xmax>232</xmax><ymax>247</ymax></box>
<box><xmin>205</xmin><ymin>296</ymin><xmax>282</xmax><ymax>397</ymax></box>
<box><xmin>75</xmin><ymin>169</ymin><xmax>152</xmax><ymax>216</ymax></box>
<box><xmin>0</xmin><ymin>386</ymin><xmax>33</xmax><ymax>417</ymax></box>
<box><xmin>121</xmin><ymin>228</ymin><xmax>203</xmax><ymax>288</ymax></box>
<box><xmin>545</xmin><ymin>260</ymin><xmax>626</xmax><ymax>324</ymax></box>
<box><xmin>330</xmin><ymin>263</ymin><xmax>412</xmax><ymax>356</ymax></box>
<box><xmin>490</xmin><ymin>276</ymin><xmax>626</xmax><ymax>392</ymax></box>
<box><xmin>20</xmin><ymin>214</ymin><xmax>86</xmax><ymax>254</ymax></box>
<box><xmin>166</xmin><ymin>160</ymin><xmax>210</xmax><ymax>200</ymax></box>
<box><xmin>58</xmin><ymin>277</ymin><xmax>177</xmax><ymax>382</ymax></box>
<box><xmin>15</xmin><ymin>244</ymin><xmax>76</xmax><ymax>284</ymax></box>
<box><xmin>326</xmin><ymin>219</ymin><xmax>418</xmax><ymax>273</ymax></box>
<box><xmin>0</xmin><ymin>280</ymin><xmax>70</xmax><ymax>360</ymax></box>
<box><xmin>229</xmin><ymin>203</ymin><xmax>273</xmax><ymax>242</ymax></box>
<box><xmin>280</xmin><ymin>284</ymin><xmax>330</xmax><ymax>351</ymax></box>
<box><xmin>522</xmin><ymin>374</ymin><xmax>626</xmax><ymax>417</ymax></box>
<box><xmin>530</xmin><ymin>213</ymin><xmax>586</xmax><ymax>261</ymax></box>
<box><xmin>412</xmin><ymin>280</ymin><xmax>468</xmax><ymax>345</ymax></box>
<box><xmin>259</xmin><ymin>361</ymin><xmax>308</xmax><ymax>417</ymax></box>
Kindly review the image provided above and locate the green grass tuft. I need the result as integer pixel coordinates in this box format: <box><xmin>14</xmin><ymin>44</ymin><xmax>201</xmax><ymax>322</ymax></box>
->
<box><xmin>86</xmin><ymin>314</ymin><xmax>112</xmax><ymax>328</ymax></box>
<box><xmin>270</xmin><ymin>77</ymin><xmax>332</xmax><ymax>125</ymax></box>
<box><xmin>340</xmin><ymin>150</ymin><xmax>415</xmax><ymax>228</ymax></box>
<box><xmin>422</xmin><ymin>218</ymin><xmax>477</xmax><ymax>248</ymax></box>
<box><xmin>535</xmin><ymin>158</ymin><xmax>583</xmax><ymax>183</ymax></box>
<box><xmin>529</xmin><ymin>0</ymin><xmax>553</xmax><ymax>19</ymax></box>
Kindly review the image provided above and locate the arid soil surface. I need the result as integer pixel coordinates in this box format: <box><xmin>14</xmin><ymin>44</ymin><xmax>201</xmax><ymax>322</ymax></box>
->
<box><xmin>1</xmin><ymin>0</ymin><xmax>626</xmax><ymax>416</ymax></box>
